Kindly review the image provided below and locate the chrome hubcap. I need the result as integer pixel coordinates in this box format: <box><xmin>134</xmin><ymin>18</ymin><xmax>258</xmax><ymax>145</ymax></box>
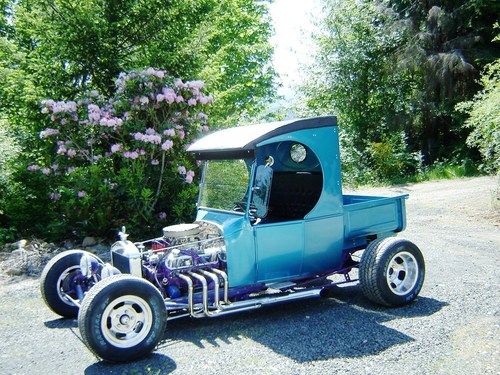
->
<box><xmin>56</xmin><ymin>266</ymin><xmax>80</xmax><ymax>305</ymax></box>
<box><xmin>101</xmin><ymin>295</ymin><xmax>153</xmax><ymax>348</ymax></box>
<box><xmin>386</xmin><ymin>251</ymin><xmax>419</xmax><ymax>296</ymax></box>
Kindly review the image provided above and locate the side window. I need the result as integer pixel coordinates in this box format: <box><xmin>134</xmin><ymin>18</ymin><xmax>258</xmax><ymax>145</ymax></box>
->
<box><xmin>264</xmin><ymin>142</ymin><xmax>323</xmax><ymax>222</ymax></box>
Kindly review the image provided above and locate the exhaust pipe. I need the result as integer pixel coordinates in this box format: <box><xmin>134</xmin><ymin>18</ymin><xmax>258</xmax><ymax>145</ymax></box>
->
<box><xmin>177</xmin><ymin>273</ymin><xmax>196</xmax><ymax>317</ymax></box>
<box><xmin>189</xmin><ymin>271</ymin><xmax>216</xmax><ymax>317</ymax></box>
<box><xmin>199</xmin><ymin>269</ymin><xmax>220</xmax><ymax>309</ymax></box>
<box><xmin>217</xmin><ymin>288</ymin><xmax>323</xmax><ymax>316</ymax></box>
<box><xmin>210</xmin><ymin>268</ymin><xmax>229</xmax><ymax>305</ymax></box>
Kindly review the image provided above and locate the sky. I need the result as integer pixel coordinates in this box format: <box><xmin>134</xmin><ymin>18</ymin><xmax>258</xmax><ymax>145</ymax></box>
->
<box><xmin>269</xmin><ymin>0</ymin><xmax>321</xmax><ymax>99</ymax></box>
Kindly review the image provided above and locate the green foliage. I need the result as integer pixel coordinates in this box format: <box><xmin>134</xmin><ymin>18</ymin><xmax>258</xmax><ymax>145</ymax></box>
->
<box><xmin>4</xmin><ymin>69</ymin><xmax>210</xmax><ymax>240</ymax></box>
<box><xmin>304</xmin><ymin>0</ymin><xmax>499</xmax><ymax>186</ymax></box>
<box><xmin>0</xmin><ymin>119</ymin><xmax>20</xmax><ymax>191</ymax></box>
<box><xmin>0</xmin><ymin>0</ymin><xmax>276</xmax><ymax>242</ymax></box>
<box><xmin>456</xmin><ymin>57</ymin><xmax>500</xmax><ymax>173</ymax></box>
<box><xmin>2</xmin><ymin>0</ymin><xmax>275</xmax><ymax>129</ymax></box>
<box><xmin>415</xmin><ymin>160</ymin><xmax>479</xmax><ymax>182</ymax></box>
<box><xmin>199</xmin><ymin>160</ymin><xmax>250</xmax><ymax>211</ymax></box>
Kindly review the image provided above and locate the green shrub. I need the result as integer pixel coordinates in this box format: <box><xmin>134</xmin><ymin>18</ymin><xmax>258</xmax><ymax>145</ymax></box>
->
<box><xmin>4</xmin><ymin>69</ymin><xmax>211</xmax><ymax>240</ymax></box>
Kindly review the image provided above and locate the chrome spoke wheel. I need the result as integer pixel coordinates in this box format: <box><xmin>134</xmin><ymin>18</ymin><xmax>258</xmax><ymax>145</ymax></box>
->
<box><xmin>386</xmin><ymin>251</ymin><xmax>419</xmax><ymax>296</ymax></box>
<box><xmin>101</xmin><ymin>295</ymin><xmax>153</xmax><ymax>348</ymax></box>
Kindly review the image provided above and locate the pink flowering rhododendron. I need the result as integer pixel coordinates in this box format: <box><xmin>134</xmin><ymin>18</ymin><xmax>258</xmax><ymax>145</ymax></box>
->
<box><xmin>177</xmin><ymin>166</ymin><xmax>187</xmax><ymax>175</ymax></box>
<box><xmin>32</xmin><ymin>68</ymin><xmax>211</xmax><ymax>232</ymax></box>
<box><xmin>161</xmin><ymin>140</ymin><xmax>173</xmax><ymax>151</ymax></box>
<box><xmin>110</xmin><ymin>144</ymin><xmax>122</xmax><ymax>153</ymax></box>
<box><xmin>40</xmin><ymin>128</ymin><xmax>60</xmax><ymax>138</ymax></box>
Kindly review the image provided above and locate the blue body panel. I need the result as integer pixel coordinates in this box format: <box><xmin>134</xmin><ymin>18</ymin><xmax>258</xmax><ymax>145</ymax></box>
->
<box><xmin>195</xmin><ymin>122</ymin><xmax>408</xmax><ymax>287</ymax></box>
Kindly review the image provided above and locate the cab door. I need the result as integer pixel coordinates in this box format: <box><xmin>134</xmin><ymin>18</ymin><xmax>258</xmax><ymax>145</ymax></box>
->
<box><xmin>254</xmin><ymin>221</ymin><xmax>303</xmax><ymax>282</ymax></box>
<box><xmin>250</xmin><ymin>164</ymin><xmax>303</xmax><ymax>282</ymax></box>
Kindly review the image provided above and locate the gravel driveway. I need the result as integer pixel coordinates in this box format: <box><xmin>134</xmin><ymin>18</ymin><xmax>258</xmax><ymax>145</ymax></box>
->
<box><xmin>1</xmin><ymin>176</ymin><xmax>498</xmax><ymax>374</ymax></box>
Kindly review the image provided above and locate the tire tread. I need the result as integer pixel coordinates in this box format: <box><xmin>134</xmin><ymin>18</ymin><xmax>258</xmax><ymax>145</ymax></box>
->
<box><xmin>359</xmin><ymin>237</ymin><xmax>410</xmax><ymax>306</ymax></box>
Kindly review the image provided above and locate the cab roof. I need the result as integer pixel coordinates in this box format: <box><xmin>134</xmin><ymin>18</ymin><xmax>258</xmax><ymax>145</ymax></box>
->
<box><xmin>187</xmin><ymin>116</ymin><xmax>337</xmax><ymax>160</ymax></box>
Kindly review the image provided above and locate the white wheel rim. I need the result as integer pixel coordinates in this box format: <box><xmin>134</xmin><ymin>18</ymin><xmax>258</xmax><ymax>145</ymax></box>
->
<box><xmin>100</xmin><ymin>295</ymin><xmax>153</xmax><ymax>348</ymax></box>
<box><xmin>56</xmin><ymin>265</ymin><xmax>80</xmax><ymax>306</ymax></box>
<box><xmin>386</xmin><ymin>251</ymin><xmax>419</xmax><ymax>296</ymax></box>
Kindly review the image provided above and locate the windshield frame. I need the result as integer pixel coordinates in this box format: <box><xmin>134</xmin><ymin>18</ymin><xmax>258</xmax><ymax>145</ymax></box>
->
<box><xmin>197</xmin><ymin>159</ymin><xmax>255</xmax><ymax>216</ymax></box>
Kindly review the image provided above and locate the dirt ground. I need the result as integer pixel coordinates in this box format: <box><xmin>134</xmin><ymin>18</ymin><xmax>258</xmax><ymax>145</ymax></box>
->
<box><xmin>0</xmin><ymin>176</ymin><xmax>498</xmax><ymax>374</ymax></box>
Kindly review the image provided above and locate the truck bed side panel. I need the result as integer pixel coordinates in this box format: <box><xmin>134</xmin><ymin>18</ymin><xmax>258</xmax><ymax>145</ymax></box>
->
<box><xmin>343</xmin><ymin>195</ymin><xmax>407</xmax><ymax>240</ymax></box>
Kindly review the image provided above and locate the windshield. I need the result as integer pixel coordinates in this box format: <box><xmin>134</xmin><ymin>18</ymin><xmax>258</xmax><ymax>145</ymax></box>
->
<box><xmin>198</xmin><ymin>159</ymin><xmax>251</xmax><ymax>212</ymax></box>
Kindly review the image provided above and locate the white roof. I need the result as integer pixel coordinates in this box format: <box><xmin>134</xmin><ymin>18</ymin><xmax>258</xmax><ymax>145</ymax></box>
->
<box><xmin>187</xmin><ymin>120</ymin><xmax>294</xmax><ymax>153</ymax></box>
<box><xmin>187</xmin><ymin>116</ymin><xmax>337</xmax><ymax>159</ymax></box>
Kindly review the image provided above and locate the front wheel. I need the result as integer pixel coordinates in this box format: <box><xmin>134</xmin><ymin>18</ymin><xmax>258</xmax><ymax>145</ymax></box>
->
<box><xmin>40</xmin><ymin>250</ymin><xmax>86</xmax><ymax>317</ymax></box>
<box><xmin>78</xmin><ymin>274</ymin><xmax>167</xmax><ymax>362</ymax></box>
<box><xmin>359</xmin><ymin>237</ymin><xmax>425</xmax><ymax>306</ymax></box>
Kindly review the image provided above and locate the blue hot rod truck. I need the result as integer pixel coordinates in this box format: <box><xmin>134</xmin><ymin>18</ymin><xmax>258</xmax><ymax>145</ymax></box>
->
<box><xmin>40</xmin><ymin>116</ymin><xmax>425</xmax><ymax>362</ymax></box>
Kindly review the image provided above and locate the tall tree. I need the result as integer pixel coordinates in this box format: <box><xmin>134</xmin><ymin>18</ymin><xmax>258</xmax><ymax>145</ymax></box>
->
<box><xmin>304</xmin><ymin>0</ymin><xmax>499</xmax><ymax>180</ymax></box>
<box><xmin>387</xmin><ymin>0</ymin><xmax>500</xmax><ymax>161</ymax></box>
<box><xmin>1</xmin><ymin>0</ymin><xmax>276</xmax><ymax>130</ymax></box>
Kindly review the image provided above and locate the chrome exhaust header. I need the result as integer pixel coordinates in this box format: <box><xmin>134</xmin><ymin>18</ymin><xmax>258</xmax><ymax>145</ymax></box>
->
<box><xmin>210</xmin><ymin>268</ymin><xmax>229</xmax><ymax>305</ymax></box>
<box><xmin>189</xmin><ymin>271</ymin><xmax>217</xmax><ymax>317</ymax></box>
<box><xmin>177</xmin><ymin>273</ymin><xmax>196</xmax><ymax>317</ymax></box>
<box><xmin>199</xmin><ymin>269</ymin><xmax>220</xmax><ymax>309</ymax></box>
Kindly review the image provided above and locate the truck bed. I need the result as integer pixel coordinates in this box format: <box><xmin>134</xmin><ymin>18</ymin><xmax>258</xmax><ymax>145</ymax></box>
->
<box><xmin>343</xmin><ymin>194</ymin><xmax>408</xmax><ymax>240</ymax></box>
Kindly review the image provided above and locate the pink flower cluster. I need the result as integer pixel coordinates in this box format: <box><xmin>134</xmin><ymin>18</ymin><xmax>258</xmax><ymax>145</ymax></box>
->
<box><xmin>161</xmin><ymin>140</ymin><xmax>174</xmax><ymax>151</ymax></box>
<box><xmin>123</xmin><ymin>149</ymin><xmax>146</xmax><ymax>159</ymax></box>
<box><xmin>123</xmin><ymin>151</ymin><xmax>139</xmax><ymax>159</ymax></box>
<box><xmin>134</xmin><ymin>129</ymin><xmax>162</xmax><ymax>144</ymax></box>
<box><xmin>145</xmin><ymin>68</ymin><xmax>165</xmax><ymax>79</ymax></box>
<box><xmin>88</xmin><ymin>104</ymin><xmax>101</xmax><ymax>122</ymax></box>
<box><xmin>177</xmin><ymin>166</ymin><xmax>195</xmax><ymax>183</ymax></box>
<box><xmin>40</xmin><ymin>128</ymin><xmax>60</xmax><ymax>138</ymax></box>
<box><xmin>163</xmin><ymin>128</ymin><xmax>175</xmax><ymax>137</ymax></box>
<box><xmin>41</xmin><ymin>100</ymin><xmax>77</xmax><ymax>114</ymax></box>
<box><xmin>156</xmin><ymin>88</ymin><xmax>177</xmax><ymax>104</ymax></box>
<box><xmin>100</xmin><ymin>117</ymin><xmax>123</xmax><ymax>128</ymax></box>
<box><xmin>185</xmin><ymin>170</ymin><xmax>195</xmax><ymax>184</ymax></box>
<box><xmin>110</xmin><ymin>144</ymin><xmax>122</xmax><ymax>153</ymax></box>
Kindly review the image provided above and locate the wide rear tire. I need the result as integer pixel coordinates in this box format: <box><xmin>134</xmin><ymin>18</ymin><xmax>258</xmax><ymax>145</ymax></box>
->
<box><xmin>78</xmin><ymin>274</ymin><xmax>167</xmax><ymax>362</ymax></box>
<box><xmin>359</xmin><ymin>237</ymin><xmax>425</xmax><ymax>306</ymax></box>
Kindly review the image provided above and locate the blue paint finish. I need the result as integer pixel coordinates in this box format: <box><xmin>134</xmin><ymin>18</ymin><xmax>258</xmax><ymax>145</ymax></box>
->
<box><xmin>302</xmin><ymin>215</ymin><xmax>344</xmax><ymax>274</ymax></box>
<box><xmin>343</xmin><ymin>195</ymin><xmax>408</xmax><ymax>239</ymax></box>
<box><xmin>257</xmin><ymin>126</ymin><xmax>343</xmax><ymax>217</ymax></box>
<box><xmin>255</xmin><ymin>220</ymin><xmax>304</xmax><ymax>282</ymax></box>
<box><xmin>192</xmin><ymin>118</ymin><xmax>409</xmax><ymax>287</ymax></box>
<box><xmin>196</xmin><ymin>208</ymin><xmax>256</xmax><ymax>287</ymax></box>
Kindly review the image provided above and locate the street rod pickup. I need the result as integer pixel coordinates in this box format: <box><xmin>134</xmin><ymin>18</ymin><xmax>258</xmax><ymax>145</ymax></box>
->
<box><xmin>41</xmin><ymin>116</ymin><xmax>425</xmax><ymax>362</ymax></box>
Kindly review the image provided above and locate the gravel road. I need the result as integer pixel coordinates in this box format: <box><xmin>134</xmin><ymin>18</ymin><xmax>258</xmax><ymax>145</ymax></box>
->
<box><xmin>1</xmin><ymin>176</ymin><xmax>498</xmax><ymax>375</ymax></box>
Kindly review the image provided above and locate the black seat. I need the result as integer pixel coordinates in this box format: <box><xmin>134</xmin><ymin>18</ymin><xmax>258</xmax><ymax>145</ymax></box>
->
<box><xmin>265</xmin><ymin>172</ymin><xmax>323</xmax><ymax>222</ymax></box>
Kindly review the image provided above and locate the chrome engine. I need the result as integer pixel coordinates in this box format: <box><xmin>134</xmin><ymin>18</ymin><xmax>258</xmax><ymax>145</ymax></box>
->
<box><xmin>109</xmin><ymin>222</ymin><xmax>227</xmax><ymax>301</ymax></box>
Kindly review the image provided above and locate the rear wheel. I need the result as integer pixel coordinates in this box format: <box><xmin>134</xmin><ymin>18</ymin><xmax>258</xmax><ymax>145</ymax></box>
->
<box><xmin>78</xmin><ymin>274</ymin><xmax>167</xmax><ymax>362</ymax></box>
<box><xmin>359</xmin><ymin>237</ymin><xmax>425</xmax><ymax>306</ymax></box>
